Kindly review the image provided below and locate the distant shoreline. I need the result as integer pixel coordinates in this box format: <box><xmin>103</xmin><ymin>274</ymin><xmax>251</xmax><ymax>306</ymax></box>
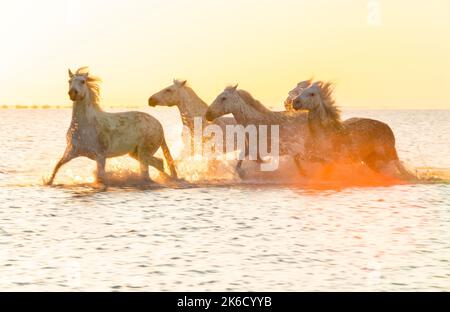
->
<box><xmin>1</xmin><ymin>105</ymin><xmax>449</xmax><ymax>111</ymax></box>
<box><xmin>0</xmin><ymin>105</ymin><xmax>142</xmax><ymax>110</ymax></box>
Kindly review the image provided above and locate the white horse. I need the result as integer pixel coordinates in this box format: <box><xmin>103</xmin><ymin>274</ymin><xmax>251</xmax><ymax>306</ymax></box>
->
<box><xmin>292</xmin><ymin>81</ymin><xmax>416</xmax><ymax>180</ymax></box>
<box><xmin>206</xmin><ymin>85</ymin><xmax>309</xmax><ymax>174</ymax></box>
<box><xmin>148</xmin><ymin>80</ymin><xmax>259</xmax><ymax>177</ymax></box>
<box><xmin>148</xmin><ymin>79</ymin><xmax>236</xmax><ymax>143</ymax></box>
<box><xmin>46</xmin><ymin>67</ymin><xmax>178</xmax><ymax>185</ymax></box>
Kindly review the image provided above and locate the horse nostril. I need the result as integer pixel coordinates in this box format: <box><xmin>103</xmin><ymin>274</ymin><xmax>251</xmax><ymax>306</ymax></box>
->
<box><xmin>148</xmin><ymin>97</ymin><xmax>157</xmax><ymax>107</ymax></box>
<box><xmin>68</xmin><ymin>89</ymin><xmax>78</xmax><ymax>99</ymax></box>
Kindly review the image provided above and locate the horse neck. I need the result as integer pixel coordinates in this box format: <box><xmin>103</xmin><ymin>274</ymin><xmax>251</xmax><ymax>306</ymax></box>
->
<box><xmin>177</xmin><ymin>88</ymin><xmax>209</xmax><ymax>128</ymax></box>
<box><xmin>232</xmin><ymin>101</ymin><xmax>288</xmax><ymax>125</ymax></box>
<box><xmin>71</xmin><ymin>93</ymin><xmax>102</xmax><ymax>127</ymax></box>
<box><xmin>308</xmin><ymin>104</ymin><xmax>341</xmax><ymax>134</ymax></box>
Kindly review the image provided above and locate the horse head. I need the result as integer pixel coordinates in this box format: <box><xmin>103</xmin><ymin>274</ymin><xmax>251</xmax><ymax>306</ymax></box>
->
<box><xmin>292</xmin><ymin>82</ymin><xmax>324</xmax><ymax>112</ymax></box>
<box><xmin>205</xmin><ymin>84</ymin><xmax>239</xmax><ymax>121</ymax></box>
<box><xmin>293</xmin><ymin>81</ymin><xmax>341</xmax><ymax>126</ymax></box>
<box><xmin>68</xmin><ymin>68</ymin><xmax>89</xmax><ymax>101</ymax></box>
<box><xmin>148</xmin><ymin>79</ymin><xmax>187</xmax><ymax>107</ymax></box>
<box><xmin>284</xmin><ymin>79</ymin><xmax>313</xmax><ymax>111</ymax></box>
<box><xmin>68</xmin><ymin>67</ymin><xmax>100</xmax><ymax>104</ymax></box>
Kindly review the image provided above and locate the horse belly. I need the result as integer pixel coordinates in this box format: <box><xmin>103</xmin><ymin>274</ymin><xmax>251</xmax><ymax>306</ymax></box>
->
<box><xmin>102</xmin><ymin>131</ymin><xmax>140</xmax><ymax>158</ymax></box>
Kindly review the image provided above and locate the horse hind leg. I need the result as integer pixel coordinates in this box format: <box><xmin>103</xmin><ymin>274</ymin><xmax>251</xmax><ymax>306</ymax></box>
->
<box><xmin>130</xmin><ymin>147</ymin><xmax>157</xmax><ymax>182</ymax></box>
<box><xmin>160</xmin><ymin>137</ymin><xmax>178</xmax><ymax>179</ymax></box>
<box><xmin>96</xmin><ymin>156</ymin><xmax>107</xmax><ymax>184</ymax></box>
<box><xmin>363</xmin><ymin>151</ymin><xmax>405</xmax><ymax>180</ymax></box>
<box><xmin>384</xmin><ymin>145</ymin><xmax>417</xmax><ymax>181</ymax></box>
<box><xmin>389</xmin><ymin>158</ymin><xmax>417</xmax><ymax>181</ymax></box>
<box><xmin>363</xmin><ymin>152</ymin><xmax>385</xmax><ymax>173</ymax></box>
<box><xmin>137</xmin><ymin>153</ymin><xmax>165</xmax><ymax>181</ymax></box>
<box><xmin>148</xmin><ymin>156</ymin><xmax>165</xmax><ymax>172</ymax></box>
<box><xmin>138</xmin><ymin>161</ymin><xmax>151</xmax><ymax>182</ymax></box>
<box><xmin>366</xmin><ymin>145</ymin><xmax>416</xmax><ymax>181</ymax></box>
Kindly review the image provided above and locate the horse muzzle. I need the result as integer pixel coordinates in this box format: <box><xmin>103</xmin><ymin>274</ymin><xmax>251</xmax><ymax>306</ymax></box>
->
<box><xmin>292</xmin><ymin>100</ymin><xmax>302</xmax><ymax>111</ymax></box>
<box><xmin>205</xmin><ymin>111</ymin><xmax>215</xmax><ymax>121</ymax></box>
<box><xmin>148</xmin><ymin>97</ymin><xmax>158</xmax><ymax>107</ymax></box>
<box><xmin>68</xmin><ymin>89</ymin><xmax>78</xmax><ymax>101</ymax></box>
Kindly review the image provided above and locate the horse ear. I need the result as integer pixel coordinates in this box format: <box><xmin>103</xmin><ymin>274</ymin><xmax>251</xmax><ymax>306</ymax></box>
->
<box><xmin>232</xmin><ymin>84</ymin><xmax>238</xmax><ymax>91</ymax></box>
<box><xmin>175</xmin><ymin>79</ymin><xmax>187</xmax><ymax>87</ymax></box>
<box><xmin>68</xmin><ymin>69</ymin><xmax>74</xmax><ymax>78</ymax></box>
<box><xmin>173</xmin><ymin>79</ymin><xmax>186</xmax><ymax>86</ymax></box>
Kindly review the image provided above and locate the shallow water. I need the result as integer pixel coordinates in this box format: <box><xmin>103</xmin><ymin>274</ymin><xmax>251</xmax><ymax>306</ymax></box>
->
<box><xmin>0</xmin><ymin>108</ymin><xmax>449</xmax><ymax>291</ymax></box>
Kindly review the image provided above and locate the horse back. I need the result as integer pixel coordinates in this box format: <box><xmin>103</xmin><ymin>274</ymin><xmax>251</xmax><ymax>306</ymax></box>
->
<box><xmin>343</xmin><ymin>118</ymin><xmax>395</xmax><ymax>142</ymax></box>
<box><xmin>343</xmin><ymin>117</ymin><xmax>398</xmax><ymax>160</ymax></box>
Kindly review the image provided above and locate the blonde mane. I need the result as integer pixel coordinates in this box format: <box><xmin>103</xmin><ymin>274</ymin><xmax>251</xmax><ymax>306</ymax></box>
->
<box><xmin>75</xmin><ymin>67</ymin><xmax>102</xmax><ymax>110</ymax></box>
<box><xmin>233</xmin><ymin>88</ymin><xmax>271</xmax><ymax>113</ymax></box>
<box><xmin>314</xmin><ymin>81</ymin><xmax>341</xmax><ymax>127</ymax></box>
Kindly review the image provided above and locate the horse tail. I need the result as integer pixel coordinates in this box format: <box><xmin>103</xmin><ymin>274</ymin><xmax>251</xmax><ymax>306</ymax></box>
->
<box><xmin>161</xmin><ymin>136</ymin><xmax>178</xmax><ymax>179</ymax></box>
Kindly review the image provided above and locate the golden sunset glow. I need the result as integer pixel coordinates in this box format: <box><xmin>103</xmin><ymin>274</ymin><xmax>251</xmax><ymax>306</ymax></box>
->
<box><xmin>1</xmin><ymin>0</ymin><xmax>449</xmax><ymax>108</ymax></box>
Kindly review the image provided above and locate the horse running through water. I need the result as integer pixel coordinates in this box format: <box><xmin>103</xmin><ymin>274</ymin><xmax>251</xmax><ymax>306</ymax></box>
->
<box><xmin>46</xmin><ymin>67</ymin><xmax>178</xmax><ymax>185</ymax></box>
<box><xmin>206</xmin><ymin>85</ymin><xmax>310</xmax><ymax>174</ymax></box>
<box><xmin>148</xmin><ymin>80</ymin><xmax>259</xmax><ymax>177</ymax></box>
<box><xmin>292</xmin><ymin>81</ymin><xmax>415</xmax><ymax>180</ymax></box>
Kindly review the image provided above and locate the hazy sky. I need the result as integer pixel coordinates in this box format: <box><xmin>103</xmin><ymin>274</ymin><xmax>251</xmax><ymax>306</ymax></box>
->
<box><xmin>1</xmin><ymin>0</ymin><xmax>449</xmax><ymax>108</ymax></box>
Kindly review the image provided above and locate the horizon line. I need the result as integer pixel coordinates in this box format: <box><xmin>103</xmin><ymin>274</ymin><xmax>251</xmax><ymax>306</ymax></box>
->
<box><xmin>1</xmin><ymin>104</ymin><xmax>449</xmax><ymax>111</ymax></box>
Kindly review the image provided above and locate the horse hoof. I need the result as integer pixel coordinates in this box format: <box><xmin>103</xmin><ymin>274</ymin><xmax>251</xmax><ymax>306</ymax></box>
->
<box><xmin>173</xmin><ymin>177</ymin><xmax>187</xmax><ymax>183</ymax></box>
<box><xmin>43</xmin><ymin>177</ymin><xmax>53</xmax><ymax>186</ymax></box>
<box><xmin>93</xmin><ymin>181</ymin><xmax>107</xmax><ymax>190</ymax></box>
<box><xmin>142</xmin><ymin>177</ymin><xmax>154</xmax><ymax>184</ymax></box>
<box><xmin>94</xmin><ymin>177</ymin><xmax>107</xmax><ymax>186</ymax></box>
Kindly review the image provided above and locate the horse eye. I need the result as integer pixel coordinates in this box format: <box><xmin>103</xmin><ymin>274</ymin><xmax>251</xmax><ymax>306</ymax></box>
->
<box><xmin>221</xmin><ymin>97</ymin><xmax>226</xmax><ymax>101</ymax></box>
<box><xmin>81</xmin><ymin>80</ymin><xmax>85</xmax><ymax>84</ymax></box>
<box><xmin>165</xmin><ymin>89</ymin><xmax>172</xmax><ymax>93</ymax></box>
<box><xmin>310</xmin><ymin>93</ymin><xmax>315</xmax><ymax>97</ymax></box>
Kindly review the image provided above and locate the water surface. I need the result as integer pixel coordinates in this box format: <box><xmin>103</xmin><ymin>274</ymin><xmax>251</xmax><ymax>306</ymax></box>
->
<box><xmin>0</xmin><ymin>108</ymin><xmax>449</xmax><ymax>291</ymax></box>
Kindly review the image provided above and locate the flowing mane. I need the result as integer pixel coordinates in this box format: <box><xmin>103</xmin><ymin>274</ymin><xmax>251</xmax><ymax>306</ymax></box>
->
<box><xmin>314</xmin><ymin>81</ymin><xmax>341</xmax><ymax>127</ymax></box>
<box><xmin>234</xmin><ymin>88</ymin><xmax>272</xmax><ymax>114</ymax></box>
<box><xmin>75</xmin><ymin>67</ymin><xmax>102</xmax><ymax>111</ymax></box>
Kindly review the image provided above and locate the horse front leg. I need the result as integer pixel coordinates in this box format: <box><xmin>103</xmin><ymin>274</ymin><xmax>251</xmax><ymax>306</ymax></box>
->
<box><xmin>235</xmin><ymin>147</ymin><xmax>247</xmax><ymax>179</ymax></box>
<box><xmin>293</xmin><ymin>153</ymin><xmax>308</xmax><ymax>176</ymax></box>
<box><xmin>46</xmin><ymin>150</ymin><xmax>75</xmax><ymax>185</ymax></box>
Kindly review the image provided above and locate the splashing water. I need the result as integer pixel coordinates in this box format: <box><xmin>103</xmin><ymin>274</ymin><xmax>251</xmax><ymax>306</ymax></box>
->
<box><xmin>0</xmin><ymin>108</ymin><xmax>449</xmax><ymax>291</ymax></box>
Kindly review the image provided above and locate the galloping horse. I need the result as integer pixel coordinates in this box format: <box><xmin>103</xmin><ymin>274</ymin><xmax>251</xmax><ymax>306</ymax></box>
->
<box><xmin>206</xmin><ymin>85</ymin><xmax>309</xmax><ymax>175</ymax></box>
<box><xmin>292</xmin><ymin>81</ymin><xmax>415</xmax><ymax>180</ymax></box>
<box><xmin>148</xmin><ymin>80</ymin><xmax>259</xmax><ymax>177</ymax></box>
<box><xmin>46</xmin><ymin>67</ymin><xmax>178</xmax><ymax>185</ymax></box>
